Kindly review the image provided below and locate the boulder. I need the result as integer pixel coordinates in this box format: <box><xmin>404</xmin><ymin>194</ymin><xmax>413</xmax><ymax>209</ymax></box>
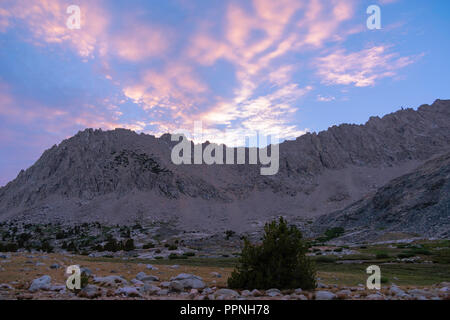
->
<box><xmin>315</xmin><ymin>291</ymin><xmax>337</xmax><ymax>300</ymax></box>
<box><xmin>78</xmin><ymin>285</ymin><xmax>102</xmax><ymax>299</ymax></box>
<box><xmin>29</xmin><ymin>275</ymin><xmax>51</xmax><ymax>292</ymax></box>
<box><xmin>115</xmin><ymin>286</ymin><xmax>142</xmax><ymax>298</ymax></box>
<box><xmin>93</xmin><ymin>275</ymin><xmax>128</xmax><ymax>287</ymax></box>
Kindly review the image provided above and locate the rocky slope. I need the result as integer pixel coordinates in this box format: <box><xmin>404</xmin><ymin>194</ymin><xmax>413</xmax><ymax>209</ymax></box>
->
<box><xmin>0</xmin><ymin>99</ymin><xmax>449</xmax><ymax>234</ymax></box>
<box><xmin>313</xmin><ymin>151</ymin><xmax>450</xmax><ymax>241</ymax></box>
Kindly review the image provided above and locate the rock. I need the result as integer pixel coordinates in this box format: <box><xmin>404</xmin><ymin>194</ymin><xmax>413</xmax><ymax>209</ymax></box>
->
<box><xmin>170</xmin><ymin>280</ymin><xmax>185</xmax><ymax>292</ymax></box>
<box><xmin>35</xmin><ymin>262</ymin><xmax>45</xmax><ymax>266</ymax></box>
<box><xmin>131</xmin><ymin>279</ymin><xmax>144</xmax><ymax>286</ymax></box>
<box><xmin>146</xmin><ymin>264</ymin><xmax>159</xmax><ymax>271</ymax></box>
<box><xmin>409</xmin><ymin>288</ymin><xmax>431</xmax><ymax>297</ymax></box>
<box><xmin>294</xmin><ymin>294</ymin><xmax>308</xmax><ymax>300</ymax></box>
<box><xmin>49</xmin><ymin>285</ymin><xmax>66</xmax><ymax>292</ymax></box>
<box><xmin>160</xmin><ymin>281</ymin><xmax>171</xmax><ymax>288</ymax></box>
<box><xmin>317</xmin><ymin>282</ymin><xmax>328</xmax><ymax>289</ymax></box>
<box><xmin>214</xmin><ymin>288</ymin><xmax>239</xmax><ymax>298</ymax></box>
<box><xmin>315</xmin><ymin>291</ymin><xmax>337</xmax><ymax>300</ymax></box>
<box><xmin>266</xmin><ymin>288</ymin><xmax>281</xmax><ymax>297</ymax></box>
<box><xmin>93</xmin><ymin>275</ymin><xmax>128</xmax><ymax>287</ymax></box>
<box><xmin>170</xmin><ymin>265</ymin><xmax>180</xmax><ymax>269</ymax></box>
<box><xmin>171</xmin><ymin>273</ymin><xmax>203</xmax><ymax>281</ymax></box>
<box><xmin>0</xmin><ymin>254</ymin><xmax>10</xmax><ymax>259</ymax></box>
<box><xmin>141</xmin><ymin>284</ymin><xmax>161</xmax><ymax>295</ymax></box>
<box><xmin>116</xmin><ymin>286</ymin><xmax>142</xmax><ymax>298</ymax></box>
<box><xmin>80</xmin><ymin>267</ymin><xmax>93</xmax><ymax>276</ymax></box>
<box><xmin>78</xmin><ymin>285</ymin><xmax>102</xmax><ymax>299</ymax></box>
<box><xmin>389</xmin><ymin>285</ymin><xmax>407</xmax><ymax>297</ymax></box>
<box><xmin>250</xmin><ymin>289</ymin><xmax>263</xmax><ymax>297</ymax></box>
<box><xmin>170</xmin><ymin>273</ymin><xmax>205</xmax><ymax>289</ymax></box>
<box><xmin>157</xmin><ymin>289</ymin><xmax>169</xmax><ymax>296</ymax></box>
<box><xmin>336</xmin><ymin>289</ymin><xmax>352</xmax><ymax>299</ymax></box>
<box><xmin>136</xmin><ymin>272</ymin><xmax>159</xmax><ymax>282</ymax></box>
<box><xmin>294</xmin><ymin>288</ymin><xmax>303</xmax><ymax>294</ymax></box>
<box><xmin>366</xmin><ymin>293</ymin><xmax>385</xmax><ymax>300</ymax></box>
<box><xmin>241</xmin><ymin>290</ymin><xmax>251</xmax><ymax>297</ymax></box>
<box><xmin>50</xmin><ymin>264</ymin><xmax>61</xmax><ymax>269</ymax></box>
<box><xmin>210</xmin><ymin>272</ymin><xmax>222</xmax><ymax>278</ymax></box>
<box><xmin>202</xmin><ymin>287</ymin><xmax>214</xmax><ymax>295</ymax></box>
<box><xmin>439</xmin><ymin>287</ymin><xmax>449</xmax><ymax>293</ymax></box>
<box><xmin>0</xmin><ymin>283</ymin><xmax>13</xmax><ymax>290</ymax></box>
<box><xmin>29</xmin><ymin>275</ymin><xmax>51</xmax><ymax>292</ymax></box>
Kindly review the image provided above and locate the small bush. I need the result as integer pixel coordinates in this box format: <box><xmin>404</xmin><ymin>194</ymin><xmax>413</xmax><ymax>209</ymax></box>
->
<box><xmin>375</xmin><ymin>252</ymin><xmax>390</xmax><ymax>259</ymax></box>
<box><xmin>324</xmin><ymin>227</ymin><xmax>345</xmax><ymax>241</ymax></box>
<box><xmin>154</xmin><ymin>256</ymin><xmax>163</xmax><ymax>260</ymax></box>
<box><xmin>168</xmin><ymin>245</ymin><xmax>178</xmax><ymax>251</ymax></box>
<box><xmin>183</xmin><ymin>252</ymin><xmax>195</xmax><ymax>257</ymax></box>
<box><xmin>410</xmin><ymin>248</ymin><xmax>432</xmax><ymax>255</ymax></box>
<box><xmin>315</xmin><ymin>256</ymin><xmax>337</xmax><ymax>263</ymax></box>
<box><xmin>123</xmin><ymin>239</ymin><xmax>135</xmax><ymax>251</ymax></box>
<box><xmin>380</xmin><ymin>276</ymin><xmax>389</xmax><ymax>284</ymax></box>
<box><xmin>143</xmin><ymin>242</ymin><xmax>155</xmax><ymax>249</ymax></box>
<box><xmin>228</xmin><ymin>217</ymin><xmax>316</xmax><ymax>290</ymax></box>
<box><xmin>397</xmin><ymin>252</ymin><xmax>415</xmax><ymax>259</ymax></box>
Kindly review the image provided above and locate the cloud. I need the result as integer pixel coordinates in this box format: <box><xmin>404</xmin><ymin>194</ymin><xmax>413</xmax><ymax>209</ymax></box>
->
<box><xmin>111</xmin><ymin>24</ymin><xmax>170</xmax><ymax>62</ymax></box>
<box><xmin>315</xmin><ymin>46</ymin><xmax>422</xmax><ymax>87</ymax></box>
<box><xmin>317</xmin><ymin>95</ymin><xmax>336</xmax><ymax>102</ymax></box>
<box><xmin>0</xmin><ymin>0</ymin><xmax>110</xmax><ymax>58</ymax></box>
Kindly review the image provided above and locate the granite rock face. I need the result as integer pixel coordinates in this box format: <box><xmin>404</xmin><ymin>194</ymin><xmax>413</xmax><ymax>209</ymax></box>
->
<box><xmin>0</xmin><ymin>99</ymin><xmax>449</xmax><ymax>235</ymax></box>
<box><xmin>313</xmin><ymin>150</ymin><xmax>450</xmax><ymax>240</ymax></box>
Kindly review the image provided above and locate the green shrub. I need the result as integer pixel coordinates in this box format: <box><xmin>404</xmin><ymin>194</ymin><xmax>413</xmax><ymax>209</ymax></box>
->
<box><xmin>183</xmin><ymin>252</ymin><xmax>195</xmax><ymax>257</ymax></box>
<box><xmin>315</xmin><ymin>256</ymin><xmax>337</xmax><ymax>263</ymax></box>
<box><xmin>225</xmin><ymin>230</ymin><xmax>236</xmax><ymax>240</ymax></box>
<box><xmin>143</xmin><ymin>242</ymin><xmax>155</xmax><ymax>249</ymax></box>
<box><xmin>375</xmin><ymin>252</ymin><xmax>390</xmax><ymax>259</ymax></box>
<box><xmin>168</xmin><ymin>244</ymin><xmax>178</xmax><ymax>251</ymax></box>
<box><xmin>397</xmin><ymin>252</ymin><xmax>415</xmax><ymax>259</ymax></box>
<box><xmin>103</xmin><ymin>238</ymin><xmax>120</xmax><ymax>252</ymax></box>
<box><xmin>227</xmin><ymin>217</ymin><xmax>316</xmax><ymax>290</ymax></box>
<box><xmin>168</xmin><ymin>253</ymin><xmax>179</xmax><ymax>259</ymax></box>
<box><xmin>380</xmin><ymin>276</ymin><xmax>389</xmax><ymax>284</ymax></box>
<box><xmin>324</xmin><ymin>227</ymin><xmax>345</xmax><ymax>240</ymax></box>
<box><xmin>154</xmin><ymin>256</ymin><xmax>163</xmax><ymax>260</ymax></box>
<box><xmin>123</xmin><ymin>239</ymin><xmax>135</xmax><ymax>251</ymax></box>
<box><xmin>410</xmin><ymin>248</ymin><xmax>432</xmax><ymax>255</ymax></box>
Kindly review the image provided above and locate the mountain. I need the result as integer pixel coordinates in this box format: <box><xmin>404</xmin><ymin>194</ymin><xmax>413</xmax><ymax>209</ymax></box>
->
<box><xmin>313</xmin><ymin>151</ymin><xmax>450</xmax><ymax>241</ymax></box>
<box><xmin>0</xmin><ymin>99</ymin><xmax>449</xmax><ymax>234</ymax></box>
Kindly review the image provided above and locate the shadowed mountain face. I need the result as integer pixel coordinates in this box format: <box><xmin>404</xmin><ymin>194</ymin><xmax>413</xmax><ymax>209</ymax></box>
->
<box><xmin>313</xmin><ymin>151</ymin><xmax>450</xmax><ymax>241</ymax></box>
<box><xmin>0</xmin><ymin>99</ymin><xmax>449</xmax><ymax>234</ymax></box>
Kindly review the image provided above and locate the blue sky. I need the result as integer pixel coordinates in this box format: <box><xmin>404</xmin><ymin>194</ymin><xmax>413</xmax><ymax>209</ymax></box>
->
<box><xmin>0</xmin><ymin>0</ymin><xmax>449</xmax><ymax>186</ymax></box>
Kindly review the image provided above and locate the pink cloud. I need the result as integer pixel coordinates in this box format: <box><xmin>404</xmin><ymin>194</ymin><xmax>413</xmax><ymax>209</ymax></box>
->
<box><xmin>0</xmin><ymin>0</ymin><xmax>110</xmax><ymax>58</ymax></box>
<box><xmin>315</xmin><ymin>46</ymin><xmax>423</xmax><ymax>87</ymax></box>
<box><xmin>112</xmin><ymin>25</ymin><xmax>170</xmax><ymax>62</ymax></box>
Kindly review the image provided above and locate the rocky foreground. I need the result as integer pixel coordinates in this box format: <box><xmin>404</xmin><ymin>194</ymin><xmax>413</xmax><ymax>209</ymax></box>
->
<box><xmin>0</xmin><ymin>252</ymin><xmax>449</xmax><ymax>300</ymax></box>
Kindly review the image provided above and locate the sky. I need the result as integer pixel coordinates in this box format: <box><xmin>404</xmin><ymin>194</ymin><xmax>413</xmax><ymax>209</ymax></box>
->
<box><xmin>0</xmin><ymin>0</ymin><xmax>449</xmax><ymax>186</ymax></box>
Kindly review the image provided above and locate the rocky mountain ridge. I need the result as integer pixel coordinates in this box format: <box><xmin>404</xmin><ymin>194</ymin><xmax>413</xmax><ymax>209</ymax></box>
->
<box><xmin>0</xmin><ymin>99</ymin><xmax>449</xmax><ymax>235</ymax></box>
